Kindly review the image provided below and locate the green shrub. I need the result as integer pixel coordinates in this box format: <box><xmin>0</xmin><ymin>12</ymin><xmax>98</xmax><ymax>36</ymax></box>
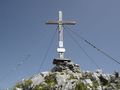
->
<box><xmin>44</xmin><ymin>73</ymin><xmax>57</xmax><ymax>88</ymax></box>
<box><xmin>75</xmin><ymin>81</ymin><xmax>87</xmax><ymax>90</ymax></box>
<box><xmin>13</xmin><ymin>79</ymin><xmax>32</xmax><ymax>90</ymax></box>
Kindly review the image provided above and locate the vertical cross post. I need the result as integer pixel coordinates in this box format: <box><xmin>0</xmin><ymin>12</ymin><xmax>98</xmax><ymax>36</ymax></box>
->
<box><xmin>46</xmin><ymin>11</ymin><xmax>76</xmax><ymax>59</ymax></box>
<box><xmin>58</xmin><ymin>11</ymin><xmax>64</xmax><ymax>59</ymax></box>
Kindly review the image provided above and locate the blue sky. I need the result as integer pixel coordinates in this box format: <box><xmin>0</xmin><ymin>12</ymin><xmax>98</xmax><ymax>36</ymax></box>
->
<box><xmin>0</xmin><ymin>0</ymin><xmax>120</xmax><ymax>89</ymax></box>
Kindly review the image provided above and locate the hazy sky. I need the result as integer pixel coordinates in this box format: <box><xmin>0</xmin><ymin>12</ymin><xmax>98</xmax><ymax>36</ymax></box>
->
<box><xmin>0</xmin><ymin>0</ymin><xmax>120</xmax><ymax>89</ymax></box>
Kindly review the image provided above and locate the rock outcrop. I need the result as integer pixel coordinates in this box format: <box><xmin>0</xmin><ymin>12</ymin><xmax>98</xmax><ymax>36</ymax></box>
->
<box><xmin>13</xmin><ymin>60</ymin><xmax>120</xmax><ymax>90</ymax></box>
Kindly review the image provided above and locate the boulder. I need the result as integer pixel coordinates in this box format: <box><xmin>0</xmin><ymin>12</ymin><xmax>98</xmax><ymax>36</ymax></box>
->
<box><xmin>83</xmin><ymin>79</ymin><xmax>93</xmax><ymax>87</ymax></box>
<box><xmin>31</xmin><ymin>74</ymin><xmax>44</xmax><ymax>86</ymax></box>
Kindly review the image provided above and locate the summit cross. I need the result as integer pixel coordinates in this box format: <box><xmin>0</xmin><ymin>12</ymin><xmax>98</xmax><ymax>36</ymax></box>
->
<box><xmin>46</xmin><ymin>11</ymin><xmax>76</xmax><ymax>59</ymax></box>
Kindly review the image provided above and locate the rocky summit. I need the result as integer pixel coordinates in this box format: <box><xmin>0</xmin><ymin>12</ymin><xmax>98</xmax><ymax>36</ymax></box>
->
<box><xmin>13</xmin><ymin>60</ymin><xmax>120</xmax><ymax>90</ymax></box>
<box><xmin>11</xmin><ymin>11</ymin><xmax>120</xmax><ymax>90</ymax></box>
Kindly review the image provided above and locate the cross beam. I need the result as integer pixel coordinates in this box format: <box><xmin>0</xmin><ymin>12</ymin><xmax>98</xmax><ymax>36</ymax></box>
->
<box><xmin>46</xmin><ymin>21</ymin><xmax>76</xmax><ymax>25</ymax></box>
<box><xmin>46</xmin><ymin>11</ymin><xmax>76</xmax><ymax>59</ymax></box>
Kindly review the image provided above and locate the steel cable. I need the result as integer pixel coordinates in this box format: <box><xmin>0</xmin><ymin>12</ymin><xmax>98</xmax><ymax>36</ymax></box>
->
<box><xmin>65</xmin><ymin>26</ymin><xmax>120</xmax><ymax>65</ymax></box>
<box><xmin>38</xmin><ymin>27</ymin><xmax>57</xmax><ymax>73</ymax></box>
<box><xmin>64</xmin><ymin>26</ymin><xmax>100</xmax><ymax>69</ymax></box>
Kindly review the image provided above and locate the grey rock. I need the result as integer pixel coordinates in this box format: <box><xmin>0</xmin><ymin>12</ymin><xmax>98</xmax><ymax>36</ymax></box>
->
<box><xmin>31</xmin><ymin>74</ymin><xmax>44</xmax><ymax>86</ymax></box>
<box><xmin>83</xmin><ymin>79</ymin><xmax>93</xmax><ymax>87</ymax></box>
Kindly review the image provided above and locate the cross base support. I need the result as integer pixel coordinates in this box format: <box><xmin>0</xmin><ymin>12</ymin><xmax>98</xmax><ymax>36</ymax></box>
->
<box><xmin>53</xmin><ymin>58</ymin><xmax>71</xmax><ymax>65</ymax></box>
